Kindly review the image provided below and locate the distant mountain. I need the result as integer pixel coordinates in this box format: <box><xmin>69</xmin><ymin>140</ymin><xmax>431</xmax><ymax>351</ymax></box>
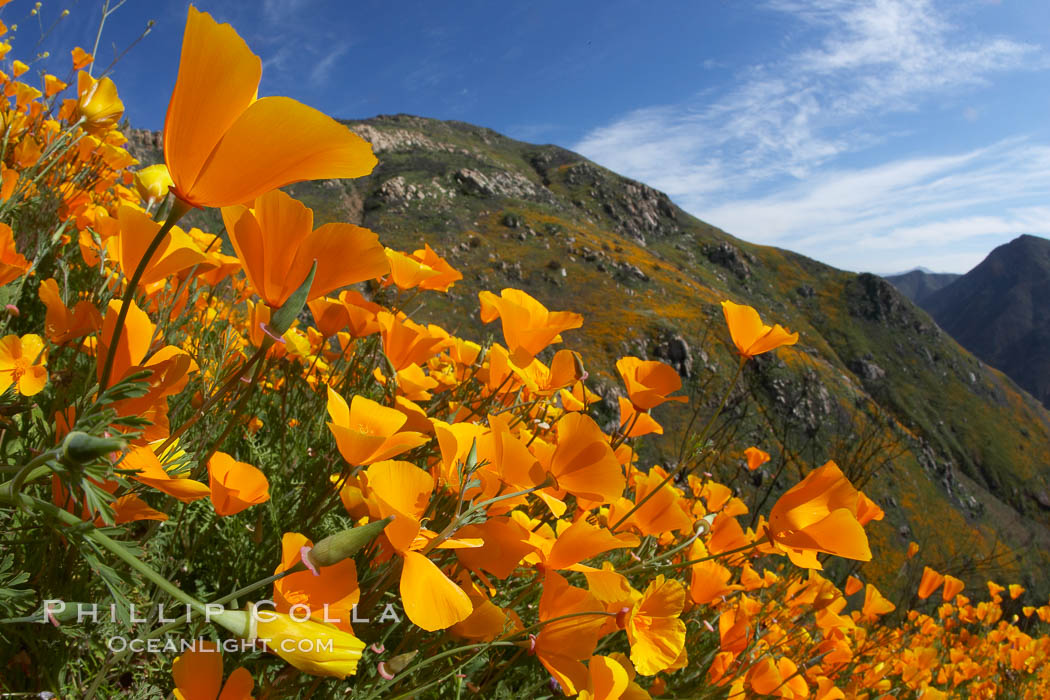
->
<box><xmin>884</xmin><ymin>268</ymin><xmax>961</xmax><ymax>305</ymax></box>
<box><xmin>922</xmin><ymin>235</ymin><xmax>1050</xmax><ymax>410</ymax></box>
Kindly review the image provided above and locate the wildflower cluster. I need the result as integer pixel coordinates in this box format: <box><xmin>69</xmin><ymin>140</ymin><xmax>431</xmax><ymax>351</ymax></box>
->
<box><xmin>0</xmin><ymin>4</ymin><xmax>1047</xmax><ymax>698</ymax></box>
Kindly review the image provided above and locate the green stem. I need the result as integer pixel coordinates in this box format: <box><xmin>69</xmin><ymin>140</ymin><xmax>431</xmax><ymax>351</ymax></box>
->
<box><xmin>0</xmin><ymin>450</ymin><xmax>60</xmax><ymax>500</ymax></box>
<box><xmin>1</xmin><ymin>491</ymin><xmax>203</xmax><ymax>613</ymax></box>
<box><xmin>97</xmin><ymin>197</ymin><xmax>192</xmax><ymax>392</ymax></box>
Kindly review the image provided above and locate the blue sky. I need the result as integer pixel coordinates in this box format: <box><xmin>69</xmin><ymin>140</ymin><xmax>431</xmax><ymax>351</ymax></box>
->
<box><xmin>14</xmin><ymin>0</ymin><xmax>1050</xmax><ymax>274</ymax></box>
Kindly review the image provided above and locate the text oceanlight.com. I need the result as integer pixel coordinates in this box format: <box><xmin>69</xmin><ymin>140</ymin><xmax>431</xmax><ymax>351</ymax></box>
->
<box><xmin>106</xmin><ymin>637</ymin><xmax>331</xmax><ymax>654</ymax></box>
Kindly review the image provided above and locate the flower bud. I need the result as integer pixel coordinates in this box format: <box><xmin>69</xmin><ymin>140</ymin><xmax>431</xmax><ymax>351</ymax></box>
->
<box><xmin>306</xmin><ymin>516</ymin><xmax>393</xmax><ymax>568</ymax></box>
<box><xmin>133</xmin><ymin>164</ymin><xmax>173</xmax><ymax>204</ymax></box>
<box><xmin>61</xmin><ymin>431</ymin><xmax>127</xmax><ymax>465</ymax></box>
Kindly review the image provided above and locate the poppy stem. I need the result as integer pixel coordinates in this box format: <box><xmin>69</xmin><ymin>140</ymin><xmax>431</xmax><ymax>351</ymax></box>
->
<box><xmin>96</xmin><ymin>196</ymin><xmax>193</xmax><ymax>392</ymax></box>
<box><xmin>2</xmin><ymin>490</ymin><xmax>204</xmax><ymax>614</ymax></box>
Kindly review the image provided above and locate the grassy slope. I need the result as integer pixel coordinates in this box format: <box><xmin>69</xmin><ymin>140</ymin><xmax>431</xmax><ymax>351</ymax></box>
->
<box><xmin>128</xmin><ymin>115</ymin><xmax>1050</xmax><ymax>596</ymax></box>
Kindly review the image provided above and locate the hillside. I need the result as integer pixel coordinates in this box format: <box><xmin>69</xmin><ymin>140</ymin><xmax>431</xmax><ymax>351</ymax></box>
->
<box><xmin>922</xmin><ymin>235</ymin><xmax>1050</xmax><ymax>410</ymax></box>
<box><xmin>129</xmin><ymin>117</ymin><xmax>1050</xmax><ymax>595</ymax></box>
<box><xmin>884</xmin><ymin>268</ymin><xmax>960</xmax><ymax>304</ymax></box>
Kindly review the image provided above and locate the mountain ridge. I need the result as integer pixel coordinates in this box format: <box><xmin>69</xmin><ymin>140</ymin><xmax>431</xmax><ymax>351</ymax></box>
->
<box><xmin>921</xmin><ymin>234</ymin><xmax>1050</xmax><ymax>410</ymax></box>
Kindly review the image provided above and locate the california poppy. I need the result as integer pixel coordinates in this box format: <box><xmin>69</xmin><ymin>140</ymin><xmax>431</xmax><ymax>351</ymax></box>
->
<box><xmin>0</xmin><ymin>334</ymin><xmax>48</xmax><ymax>396</ymax></box>
<box><xmin>363</xmin><ymin>459</ymin><xmax>473</xmax><ymax>631</ymax></box>
<box><xmin>0</xmin><ymin>222</ymin><xmax>30</xmax><ymax>286</ymax></box>
<box><xmin>625</xmin><ymin>576</ymin><xmax>687</xmax><ymax>675</ymax></box>
<box><xmin>918</xmin><ymin>566</ymin><xmax>946</xmax><ymax>600</ymax></box>
<box><xmin>325</xmin><ymin>388</ymin><xmax>429</xmax><ymax>466</ymax></box>
<box><xmin>171</xmin><ymin>641</ymin><xmax>253</xmax><ymax>700</ymax></box>
<box><xmin>766</xmin><ymin>460</ymin><xmax>871</xmax><ymax>568</ymax></box>
<box><xmin>164</xmin><ymin>6</ymin><xmax>377</xmax><ymax>209</ymax></box>
<box><xmin>720</xmin><ymin>300</ymin><xmax>798</xmax><ymax>359</ymax></box>
<box><xmin>479</xmin><ymin>288</ymin><xmax>583</xmax><ymax>366</ymax></box>
<box><xmin>221</xmin><ymin>189</ymin><xmax>388</xmax><ymax>308</ymax></box>
<box><xmin>274</xmin><ymin>532</ymin><xmax>359</xmax><ymax>631</ymax></box>
<box><xmin>207</xmin><ymin>451</ymin><xmax>269</xmax><ymax>516</ymax></box>
<box><xmin>76</xmin><ymin>70</ymin><xmax>123</xmax><ymax>133</ymax></box>
<box><xmin>615</xmin><ymin>356</ymin><xmax>687</xmax><ymax>410</ymax></box>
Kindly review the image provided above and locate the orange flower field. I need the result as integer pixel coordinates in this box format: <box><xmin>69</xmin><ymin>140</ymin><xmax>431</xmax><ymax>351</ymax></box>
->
<box><xmin>0</xmin><ymin>4</ymin><xmax>1048</xmax><ymax>698</ymax></box>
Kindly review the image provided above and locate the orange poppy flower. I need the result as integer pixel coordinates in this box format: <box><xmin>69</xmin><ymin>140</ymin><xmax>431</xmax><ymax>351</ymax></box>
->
<box><xmin>121</xmin><ymin>445</ymin><xmax>210</xmax><ymax>503</ymax></box>
<box><xmin>532</xmin><ymin>571</ymin><xmax>608</xmax><ymax>696</ymax></box>
<box><xmin>376</xmin><ymin>311</ymin><xmax>450</xmax><ymax>371</ymax></box>
<box><xmin>308</xmin><ymin>290</ymin><xmax>383</xmax><ymax>338</ymax></box>
<box><xmin>615</xmin><ymin>356</ymin><xmax>687</xmax><ymax>410</ymax></box>
<box><xmin>747</xmin><ymin>656</ymin><xmax>809</xmax><ymax>698</ymax></box>
<box><xmin>108</xmin><ymin>205</ymin><xmax>209</xmax><ymax>290</ymax></box>
<box><xmin>578</xmin><ymin>656</ymin><xmax>630</xmax><ymax>700</ymax></box>
<box><xmin>0</xmin><ymin>222</ymin><xmax>30</xmax><ymax>286</ymax></box>
<box><xmin>363</xmin><ymin>460</ymin><xmax>473</xmax><ymax>631</ymax></box>
<box><xmin>616</xmin><ymin>397</ymin><xmax>663</xmax><ymax>437</ymax></box>
<box><xmin>109</xmin><ymin>494</ymin><xmax>168</xmax><ymax>525</ymax></box>
<box><xmin>918</xmin><ymin>566</ymin><xmax>946</xmax><ymax>600</ymax></box>
<box><xmin>626</xmin><ymin>576</ymin><xmax>687</xmax><ymax>676</ymax></box>
<box><xmin>207</xmin><ymin>451</ymin><xmax>269</xmax><ymax>516</ymax></box>
<box><xmin>325</xmin><ymin>388</ymin><xmax>429</xmax><ymax>466</ymax></box>
<box><xmin>766</xmin><ymin>460</ymin><xmax>871</xmax><ymax>568</ymax></box>
<box><xmin>71</xmin><ymin>47</ymin><xmax>93</xmax><ymax>71</ymax></box>
<box><xmin>383</xmin><ymin>244</ymin><xmax>462</xmax><ymax>292</ymax></box>
<box><xmin>608</xmin><ymin>466</ymin><xmax>692</xmax><ymax>536</ymax></box>
<box><xmin>744</xmin><ymin>446</ymin><xmax>770</xmax><ymax>471</ymax></box>
<box><xmin>172</xmin><ymin>641</ymin><xmax>253</xmax><ymax>700</ymax></box>
<box><xmin>540</xmin><ymin>412</ymin><xmax>625</xmax><ymax>505</ymax></box>
<box><xmin>222</xmin><ymin>190</ymin><xmax>388</xmax><ymax>308</ymax></box>
<box><xmin>274</xmin><ymin>532</ymin><xmax>359</xmax><ymax>631</ymax></box>
<box><xmin>39</xmin><ymin>278</ymin><xmax>101</xmax><ymax>344</ymax></box>
<box><xmin>134</xmin><ymin>164</ymin><xmax>174</xmax><ymax>206</ymax></box>
<box><xmin>0</xmin><ymin>334</ymin><xmax>47</xmax><ymax>396</ymax></box>
<box><xmin>720</xmin><ymin>300</ymin><xmax>798</xmax><ymax>359</ymax></box>
<box><xmin>164</xmin><ymin>6</ymin><xmax>376</xmax><ymax>209</ymax></box>
<box><xmin>942</xmin><ymin>574</ymin><xmax>965</xmax><ymax>602</ymax></box>
<box><xmin>859</xmin><ymin>583</ymin><xmax>895</xmax><ymax>621</ymax></box>
<box><xmin>538</xmin><ymin>519</ymin><xmax>638</xmax><ymax>572</ymax></box>
<box><xmin>479</xmin><ymin>288</ymin><xmax>583</xmax><ymax>366</ymax></box>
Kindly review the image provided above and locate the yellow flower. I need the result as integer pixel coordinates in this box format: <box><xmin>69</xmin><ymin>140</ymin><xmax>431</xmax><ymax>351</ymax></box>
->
<box><xmin>76</xmin><ymin>70</ymin><xmax>123</xmax><ymax>133</ymax></box>
<box><xmin>215</xmin><ymin>607</ymin><xmax>364</xmax><ymax>679</ymax></box>
<box><xmin>0</xmin><ymin>334</ymin><xmax>48</xmax><ymax>396</ymax></box>
<box><xmin>134</xmin><ymin>164</ymin><xmax>174</xmax><ymax>205</ymax></box>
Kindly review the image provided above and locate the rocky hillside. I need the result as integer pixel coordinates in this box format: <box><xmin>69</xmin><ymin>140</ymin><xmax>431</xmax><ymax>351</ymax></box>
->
<box><xmin>127</xmin><ymin>117</ymin><xmax>1050</xmax><ymax>596</ymax></box>
<box><xmin>921</xmin><ymin>235</ymin><xmax>1050</xmax><ymax>410</ymax></box>
<box><xmin>884</xmin><ymin>268</ymin><xmax>960</xmax><ymax>305</ymax></box>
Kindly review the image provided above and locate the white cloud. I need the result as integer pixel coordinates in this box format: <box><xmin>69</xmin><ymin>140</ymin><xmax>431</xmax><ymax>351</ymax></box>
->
<box><xmin>309</xmin><ymin>42</ymin><xmax>351</xmax><ymax>86</ymax></box>
<box><xmin>702</xmin><ymin>142</ymin><xmax>1050</xmax><ymax>271</ymax></box>
<box><xmin>572</xmin><ymin>0</ymin><xmax>1048</xmax><ymax>274</ymax></box>
<box><xmin>262</xmin><ymin>0</ymin><xmax>309</xmax><ymax>24</ymax></box>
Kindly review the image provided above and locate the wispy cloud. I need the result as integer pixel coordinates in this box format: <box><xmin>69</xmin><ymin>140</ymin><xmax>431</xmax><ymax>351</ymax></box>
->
<box><xmin>309</xmin><ymin>42</ymin><xmax>351</xmax><ymax>86</ymax></box>
<box><xmin>572</xmin><ymin>0</ymin><xmax>1048</xmax><ymax>273</ymax></box>
<box><xmin>703</xmin><ymin>142</ymin><xmax>1050</xmax><ymax>272</ymax></box>
<box><xmin>261</xmin><ymin>0</ymin><xmax>310</xmax><ymax>25</ymax></box>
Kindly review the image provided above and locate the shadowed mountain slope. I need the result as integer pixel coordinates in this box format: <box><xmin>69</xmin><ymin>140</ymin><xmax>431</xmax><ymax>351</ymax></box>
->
<box><xmin>922</xmin><ymin>235</ymin><xmax>1050</xmax><ymax>410</ymax></box>
<box><xmin>884</xmin><ymin>268</ymin><xmax>961</xmax><ymax>305</ymax></box>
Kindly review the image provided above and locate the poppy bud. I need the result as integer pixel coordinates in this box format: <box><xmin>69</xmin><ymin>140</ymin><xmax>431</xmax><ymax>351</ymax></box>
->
<box><xmin>306</xmin><ymin>516</ymin><xmax>393</xmax><ymax>568</ymax></box>
<box><xmin>61</xmin><ymin>431</ymin><xmax>126</xmax><ymax>465</ymax></box>
<box><xmin>269</xmin><ymin>260</ymin><xmax>316</xmax><ymax>335</ymax></box>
